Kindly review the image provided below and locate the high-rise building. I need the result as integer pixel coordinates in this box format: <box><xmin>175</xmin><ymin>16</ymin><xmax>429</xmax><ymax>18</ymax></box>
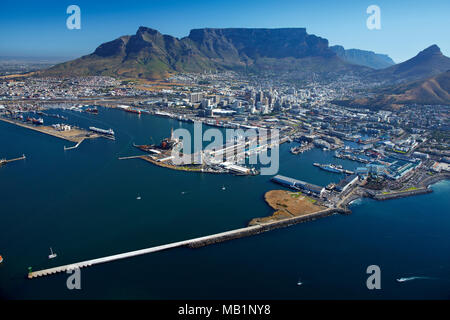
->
<box><xmin>190</xmin><ymin>92</ymin><xmax>204</xmax><ymax>103</ymax></box>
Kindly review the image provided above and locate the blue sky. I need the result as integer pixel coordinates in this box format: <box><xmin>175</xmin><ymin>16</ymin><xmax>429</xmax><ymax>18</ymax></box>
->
<box><xmin>1</xmin><ymin>0</ymin><xmax>449</xmax><ymax>63</ymax></box>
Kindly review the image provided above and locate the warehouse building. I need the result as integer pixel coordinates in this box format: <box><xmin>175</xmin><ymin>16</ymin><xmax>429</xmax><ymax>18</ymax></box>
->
<box><xmin>271</xmin><ymin>175</ymin><xmax>325</xmax><ymax>197</ymax></box>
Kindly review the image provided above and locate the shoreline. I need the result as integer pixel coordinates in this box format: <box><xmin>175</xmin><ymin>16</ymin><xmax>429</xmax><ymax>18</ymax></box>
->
<box><xmin>253</xmin><ymin>174</ymin><xmax>450</xmax><ymax>230</ymax></box>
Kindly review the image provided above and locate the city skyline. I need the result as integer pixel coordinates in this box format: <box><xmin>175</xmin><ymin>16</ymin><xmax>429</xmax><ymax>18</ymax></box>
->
<box><xmin>1</xmin><ymin>0</ymin><xmax>449</xmax><ymax>63</ymax></box>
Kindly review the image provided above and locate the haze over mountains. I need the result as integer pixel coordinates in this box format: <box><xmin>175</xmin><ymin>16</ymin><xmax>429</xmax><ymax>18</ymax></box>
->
<box><xmin>330</xmin><ymin>45</ymin><xmax>395</xmax><ymax>69</ymax></box>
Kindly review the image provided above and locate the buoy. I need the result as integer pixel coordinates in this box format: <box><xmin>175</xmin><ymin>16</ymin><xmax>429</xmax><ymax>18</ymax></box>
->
<box><xmin>0</xmin><ymin>255</ymin><xmax>3</xmax><ymax>263</ymax></box>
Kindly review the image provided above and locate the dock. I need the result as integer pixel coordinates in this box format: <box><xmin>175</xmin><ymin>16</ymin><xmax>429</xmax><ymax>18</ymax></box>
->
<box><xmin>0</xmin><ymin>116</ymin><xmax>99</xmax><ymax>143</ymax></box>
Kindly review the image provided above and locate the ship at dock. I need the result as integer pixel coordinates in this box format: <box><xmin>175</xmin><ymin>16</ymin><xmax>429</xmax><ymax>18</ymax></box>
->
<box><xmin>125</xmin><ymin>108</ymin><xmax>141</xmax><ymax>115</ymax></box>
<box><xmin>89</xmin><ymin>126</ymin><xmax>114</xmax><ymax>136</ymax></box>
<box><xmin>313</xmin><ymin>163</ymin><xmax>354</xmax><ymax>174</ymax></box>
<box><xmin>27</xmin><ymin>117</ymin><xmax>44</xmax><ymax>125</ymax></box>
<box><xmin>85</xmin><ymin>107</ymin><xmax>98</xmax><ymax>114</ymax></box>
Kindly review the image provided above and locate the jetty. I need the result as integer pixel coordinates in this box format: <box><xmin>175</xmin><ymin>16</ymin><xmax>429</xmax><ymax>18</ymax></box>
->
<box><xmin>27</xmin><ymin>207</ymin><xmax>341</xmax><ymax>279</ymax></box>
<box><xmin>0</xmin><ymin>154</ymin><xmax>26</xmax><ymax>166</ymax></box>
<box><xmin>64</xmin><ymin>139</ymin><xmax>84</xmax><ymax>151</ymax></box>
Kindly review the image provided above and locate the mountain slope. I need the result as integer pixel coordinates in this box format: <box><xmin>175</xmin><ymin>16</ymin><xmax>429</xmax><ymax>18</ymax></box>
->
<box><xmin>336</xmin><ymin>70</ymin><xmax>450</xmax><ymax>109</ymax></box>
<box><xmin>330</xmin><ymin>45</ymin><xmax>395</xmax><ymax>69</ymax></box>
<box><xmin>381</xmin><ymin>70</ymin><xmax>450</xmax><ymax>104</ymax></box>
<box><xmin>41</xmin><ymin>27</ymin><xmax>369</xmax><ymax>80</ymax></box>
<box><xmin>371</xmin><ymin>45</ymin><xmax>450</xmax><ymax>83</ymax></box>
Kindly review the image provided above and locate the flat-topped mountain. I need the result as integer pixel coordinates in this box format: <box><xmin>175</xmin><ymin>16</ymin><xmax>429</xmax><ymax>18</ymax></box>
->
<box><xmin>41</xmin><ymin>27</ymin><xmax>369</xmax><ymax>80</ymax></box>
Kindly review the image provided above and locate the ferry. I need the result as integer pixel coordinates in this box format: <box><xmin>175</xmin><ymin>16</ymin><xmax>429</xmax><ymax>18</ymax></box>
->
<box><xmin>89</xmin><ymin>126</ymin><xmax>115</xmax><ymax>136</ymax></box>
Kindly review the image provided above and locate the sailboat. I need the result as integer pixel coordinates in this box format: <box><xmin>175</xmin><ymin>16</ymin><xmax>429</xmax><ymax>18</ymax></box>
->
<box><xmin>48</xmin><ymin>247</ymin><xmax>57</xmax><ymax>259</ymax></box>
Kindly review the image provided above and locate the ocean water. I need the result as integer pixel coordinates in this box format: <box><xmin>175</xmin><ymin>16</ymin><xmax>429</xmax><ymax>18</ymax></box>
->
<box><xmin>0</xmin><ymin>107</ymin><xmax>449</xmax><ymax>299</ymax></box>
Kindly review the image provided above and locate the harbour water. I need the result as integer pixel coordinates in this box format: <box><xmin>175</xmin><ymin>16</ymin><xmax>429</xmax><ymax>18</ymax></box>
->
<box><xmin>0</xmin><ymin>107</ymin><xmax>449</xmax><ymax>299</ymax></box>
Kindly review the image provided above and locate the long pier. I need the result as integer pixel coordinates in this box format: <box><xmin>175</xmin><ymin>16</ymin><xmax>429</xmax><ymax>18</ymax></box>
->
<box><xmin>28</xmin><ymin>207</ymin><xmax>341</xmax><ymax>279</ymax></box>
<box><xmin>28</xmin><ymin>225</ymin><xmax>261</xmax><ymax>279</ymax></box>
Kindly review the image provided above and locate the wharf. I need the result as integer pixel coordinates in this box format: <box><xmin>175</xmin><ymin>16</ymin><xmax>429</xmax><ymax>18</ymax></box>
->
<box><xmin>0</xmin><ymin>117</ymin><xmax>99</xmax><ymax>143</ymax></box>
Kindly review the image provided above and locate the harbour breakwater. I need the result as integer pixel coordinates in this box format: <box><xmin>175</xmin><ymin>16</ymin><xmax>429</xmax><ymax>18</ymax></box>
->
<box><xmin>28</xmin><ymin>207</ymin><xmax>343</xmax><ymax>279</ymax></box>
<box><xmin>373</xmin><ymin>188</ymin><xmax>432</xmax><ymax>201</ymax></box>
<box><xmin>189</xmin><ymin>208</ymin><xmax>342</xmax><ymax>248</ymax></box>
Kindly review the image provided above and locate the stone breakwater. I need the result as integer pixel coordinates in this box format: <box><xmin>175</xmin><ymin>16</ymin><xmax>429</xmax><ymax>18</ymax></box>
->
<box><xmin>188</xmin><ymin>208</ymin><xmax>342</xmax><ymax>248</ymax></box>
<box><xmin>374</xmin><ymin>188</ymin><xmax>432</xmax><ymax>200</ymax></box>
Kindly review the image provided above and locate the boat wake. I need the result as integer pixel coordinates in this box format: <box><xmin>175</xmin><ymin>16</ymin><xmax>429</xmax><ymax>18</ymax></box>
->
<box><xmin>396</xmin><ymin>276</ymin><xmax>436</xmax><ymax>283</ymax></box>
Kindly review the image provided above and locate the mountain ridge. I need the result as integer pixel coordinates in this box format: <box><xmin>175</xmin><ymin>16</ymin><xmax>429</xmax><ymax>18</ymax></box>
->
<box><xmin>40</xmin><ymin>26</ymin><xmax>369</xmax><ymax>80</ymax></box>
<box><xmin>330</xmin><ymin>45</ymin><xmax>395</xmax><ymax>69</ymax></box>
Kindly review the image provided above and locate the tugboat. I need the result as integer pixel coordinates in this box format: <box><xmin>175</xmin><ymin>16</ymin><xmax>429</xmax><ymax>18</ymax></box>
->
<box><xmin>290</xmin><ymin>146</ymin><xmax>301</xmax><ymax>154</ymax></box>
<box><xmin>31</xmin><ymin>117</ymin><xmax>44</xmax><ymax>125</ymax></box>
<box><xmin>85</xmin><ymin>107</ymin><xmax>99</xmax><ymax>114</ymax></box>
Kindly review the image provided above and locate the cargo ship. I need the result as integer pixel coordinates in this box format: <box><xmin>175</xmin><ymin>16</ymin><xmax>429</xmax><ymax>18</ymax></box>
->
<box><xmin>313</xmin><ymin>163</ymin><xmax>343</xmax><ymax>173</ymax></box>
<box><xmin>89</xmin><ymin>126</ymin><xmax>114</xmax><ymax>136</ymax></box>
<box><xmin>126</xmin><ymin>108</ymin><xmax>141</xmax><ymax>115</ymax></box>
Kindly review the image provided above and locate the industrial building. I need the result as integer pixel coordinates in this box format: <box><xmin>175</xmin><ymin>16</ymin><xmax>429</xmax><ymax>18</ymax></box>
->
<box><xmin>335</xmin><ymin>174</ymin><xmax>359</xmax><ymax>193</ymax></box>
<box><xmin>271</xmin><ymin>175</ymin><xmax>325</xmax><ymax>197</ymax></box>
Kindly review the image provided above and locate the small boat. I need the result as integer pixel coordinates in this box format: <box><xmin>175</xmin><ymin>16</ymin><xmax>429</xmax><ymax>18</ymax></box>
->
<box><xmin>222</xmin><ymin>186</ymin><xmax>226</xmax><ymax>190</ymax></box>
<box><xmin>136</xmin><ymin>195</ymin><xmax>141</xmax><ymax>200</ymax></box>
<box><xmin>297</xmin><ymin>280</ymin><xmax>303</xmax><ymax>286</ymax></box>
<box><xmin>48</xmin><ymin>247</ymin><xmax>57</xmax><ymax>259</ymax></box>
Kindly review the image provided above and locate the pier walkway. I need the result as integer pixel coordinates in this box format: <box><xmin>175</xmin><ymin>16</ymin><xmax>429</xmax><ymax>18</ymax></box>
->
<box><xmin>28</xmin><ymin>206</ymin><xmax>341</xmax><ymax>279</ymax></box>
<box><xmin>28</xmin><ymin>225</ymin><xmax>261</xmax><ymax>279</ymax></box>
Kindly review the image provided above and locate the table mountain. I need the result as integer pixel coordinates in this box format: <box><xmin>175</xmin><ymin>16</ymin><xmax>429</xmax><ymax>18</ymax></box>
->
<box><xmin>40</xmin><ymin>27</ymin><xmax>369</xmax><ymax>80</ymax></box>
